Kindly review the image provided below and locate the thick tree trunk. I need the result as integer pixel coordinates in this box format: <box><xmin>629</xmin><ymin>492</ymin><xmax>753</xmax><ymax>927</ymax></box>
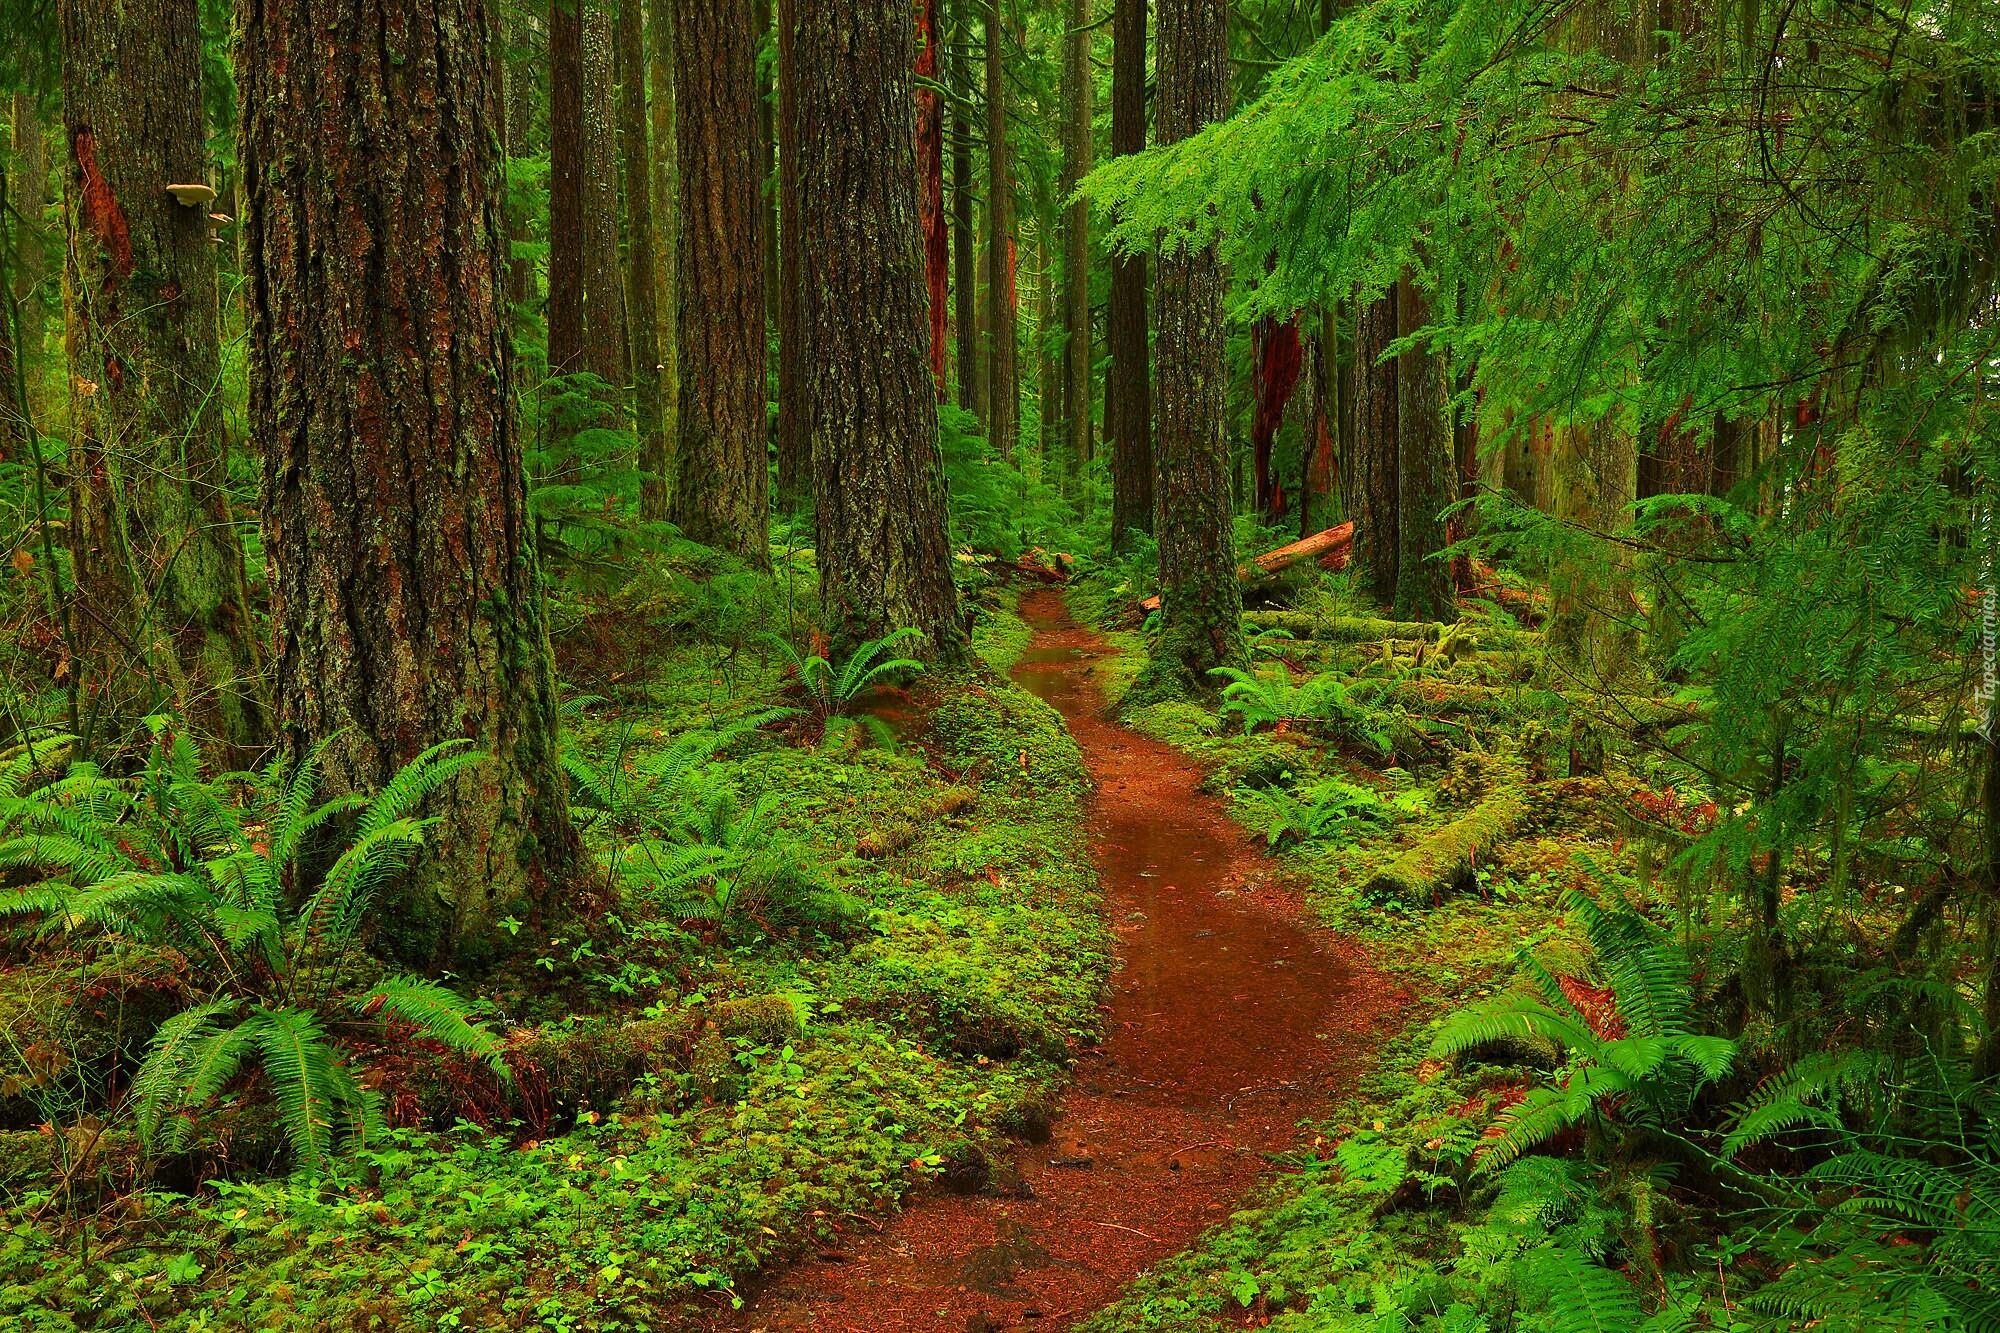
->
<box><xmin>1137</xmin><ymin>0</ymin><xmax>1242</xmax><ymax>700</ymax></box>
<box><xmin>647</xmin><ymin>0</ymin><xmax>679</xmax><ymax>518</ymax></box>
<box><xmin>983</xmin><ymin>0</ymin><xmax>1018</xmax><ymax>459</ymax></box>
<box><xmin>1060</xmin><ymin>0</ymin><xmax>1093</xmax><ymax>477</ymax></box>
<box><xmin>548</xmin><ymin>0</ymin><xmax>585</xmax><ymax>374</ymax></box>
<box><xmin>1548</xmin><ymin>411</ymin><xmax>1638</xmax><ymax>667</ymax></box>
<box><xmin>1393</xmin><ymin>270</ymin><xmax>1455</xmax><ymax>623</ymax></box>
<box><xmin>1349</xmin><ymin>290</ymin><xmax>1399</xmax><ymax>603</ymax></box>
<box><xmin>773</xmin><ymin>0</ymin><xmax>808</xmax><ymax>512</ymax></box>
<box><xmin>1105</xmin><ymin>0</ymin><xmax>1150</xmax><ymax>551</ymax></box>
<box><xmin>242</xmin><ymin>0</ymin><xmax>578</xmax><ymax>963</ymax></box>
<box><xmin>581</xmin><ymin>3</ymin><xmax>627</xmax><ymax>386</ymax></box>
<box><xmin>917</xmin><ymin>0</ymin><xmax>949</xmax><ymax>396</ymax></box>
<box><xmin>949</xmin><ymin>2</ymin><xmax>981</xmax><ymax>419</ymax></box>
<box><xmin>617</xmin><ymin>0</ymin><xmax>666</xmax><ymax>513</ymax></box>
<box><xmin>58</xmin><ymin>0</ymin><xmax>267</xmax><ymax>758</ymax></box>
<box><xmin>796</xmin><ymin>0</ymin><xmax>964</xmax><ymax>662</ymax></box>
<box><xmin>672</xmin><ymin>0</ymin><xmax>770</xmax><ymax>563</ymax></box>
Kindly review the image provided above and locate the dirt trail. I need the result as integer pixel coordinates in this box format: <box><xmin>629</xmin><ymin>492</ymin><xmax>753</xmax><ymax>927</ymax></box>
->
<box><xmin>732</xmin><ymin>589</ymin><xmax>1406</xmax><ymax>1332</ymax></box>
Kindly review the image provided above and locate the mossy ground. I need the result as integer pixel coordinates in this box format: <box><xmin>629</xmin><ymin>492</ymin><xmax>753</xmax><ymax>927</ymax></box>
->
<box><xmin>0</xmin><ymin>587</ymin><xmax>1108</xmax><ymax>1332</ymax></box>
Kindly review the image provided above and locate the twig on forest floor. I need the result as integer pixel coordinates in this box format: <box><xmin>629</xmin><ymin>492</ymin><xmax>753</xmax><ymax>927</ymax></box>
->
<box><xmin>1093</xmin><ymin>1221</ymin><xmax>1161</xmax><ymax>1242</ymax></box>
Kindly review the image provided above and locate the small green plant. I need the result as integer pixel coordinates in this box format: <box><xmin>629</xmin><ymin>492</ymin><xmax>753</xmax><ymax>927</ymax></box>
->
<box><xmin>1210</xmin><ymin>665</ymin><xmax>1392</xmax><ymax>754</ymax></box>
<box><xmin>0</xmin><ymin>727</ymin><xmax>508</xmax><ymax>1175</ymax></box>
<box><xmin>769</xmin><ymin>627</ymin><xmax>927</xmax><ymax>743</ymax></box>
<box><xmin>1236</xmin><ymin>775</ymin><xmax>1412</xmax><ymax>847</ymax></box>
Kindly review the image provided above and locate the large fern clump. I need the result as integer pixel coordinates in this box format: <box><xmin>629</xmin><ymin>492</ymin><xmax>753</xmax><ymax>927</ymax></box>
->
<box><xmin>1432</xmin><ymin>887</ymin><xmax>1737</xmax><ymax>1173</ymax></box>
<box><xmin>0</xmin><ymin>728</ymin><xmax>507</xmax><ymax>1175</ymax></box>
<box><xmin>560</xmin><ymin>711</ymin><xmax>832</xmax><ymax>935</ymax></box>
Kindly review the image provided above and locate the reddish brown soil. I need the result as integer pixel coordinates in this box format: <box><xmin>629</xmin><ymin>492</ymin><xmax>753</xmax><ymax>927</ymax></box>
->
<box><xmin>730</xmin><ymin>589</ymin><xmax>1407</xmax><ymax>1332</ymax></box>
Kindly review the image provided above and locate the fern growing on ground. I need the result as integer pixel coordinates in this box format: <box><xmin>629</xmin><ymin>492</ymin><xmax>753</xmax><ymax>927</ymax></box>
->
<box><xmin>1431</xmin><ymin>887</ymin><xmax>1736</xmax><ymax>1173</ymax></box>
<box><xmin>0</xmin><ymin>727</ymin><xmax>507</xmax><ymax>1175</ymax></box>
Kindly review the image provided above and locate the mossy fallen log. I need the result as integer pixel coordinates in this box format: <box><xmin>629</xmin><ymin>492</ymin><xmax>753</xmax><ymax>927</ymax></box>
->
<box><xmin>1361</xmin><ymin>790</ymin><xmax>1531</xmax><ymax>907</ymax></box>
<box><xmin>1245</xmin><ymin>610</ymin><xmax>1538</xmax><ymax>652</ymax></box>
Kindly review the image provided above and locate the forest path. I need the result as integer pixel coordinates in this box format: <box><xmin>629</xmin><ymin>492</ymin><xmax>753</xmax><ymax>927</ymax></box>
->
<box><xmin>730</xmin><ymin>589</ymin><xmax>1406</xmax><ymax>1332</ymax></box>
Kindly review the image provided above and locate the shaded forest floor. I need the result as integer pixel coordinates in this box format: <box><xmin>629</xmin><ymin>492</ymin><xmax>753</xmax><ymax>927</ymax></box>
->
<box><xmin>3</xmin><ymin>561</ymin><xmax>1650</xmax><ymax>1332</ymax></box>
<box><xmin>730</xmin><ymin>588</ymin><xmax>1405</xmax><ymax>1332</ymax></box>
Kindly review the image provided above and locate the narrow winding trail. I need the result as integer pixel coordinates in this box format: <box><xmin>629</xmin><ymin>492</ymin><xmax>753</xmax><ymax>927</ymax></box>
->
<box><xmin>736</xmin><ymin>590</ymin><xmax>1406</xmax><ymax>1332</ymax></box>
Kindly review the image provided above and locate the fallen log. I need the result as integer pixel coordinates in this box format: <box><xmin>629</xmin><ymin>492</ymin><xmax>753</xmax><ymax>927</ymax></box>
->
<box><xmin>1244</xmin><ymin>610</ymin><xmax>1538</xmax><ymax>653</ymax></box>
<box><xmin>1361</xmin><ymin>790</ymin><xmax>1531</xmax><ymax>907</ymax></box>
<box><xmin>1140</xmin><ymin>523</ymin><xmax>1354</xmax><ymax>612</ymax></box>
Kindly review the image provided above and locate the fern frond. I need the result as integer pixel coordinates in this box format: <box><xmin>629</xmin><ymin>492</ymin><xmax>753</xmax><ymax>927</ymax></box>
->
<box><xmin>361</xmin><ymin>976</ymin><xmax>510</xmax><ymax>1078</ymax></box>
<box><xmin>357</xmin><ymin>741</ymin><xmax>483</xmax><ymax>835</ymax></box>
<box><xmin>1518</xmin><ymin>1245</ymin><xmax>1643</xmax><ymax>1332</ymax></box>
<box><xmin>253</xmin><ymin>1006</ymin><xmax>353</xmax><ymax>1175</ymax></box>
<box><xmin>1431</xmin><ymin>996</ymin><xmax>1599</xmax><ymax>1062</ymax></box>
<box><xmin>131</xmin><ymin>998</ymin><xmax>240</xmax><ymax>1144</ymax></box>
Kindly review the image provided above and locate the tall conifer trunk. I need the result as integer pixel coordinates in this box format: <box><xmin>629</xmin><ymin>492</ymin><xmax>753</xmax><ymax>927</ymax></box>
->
<box><xmin>617</xmin><ymin>0</ymin><xmax>665</xmax><ymax>510</ymax></box>
<box><xmin>1137</xmin><ymin>0</ymin><xmax>1242</xmax><ymax>699</ymax></box>
<box><xmin>982</xmin><ymin>0</ymin><xmax>1018</xmax><ymax>458</ymax></box>
<box><xmin>949</xmin><ymin>2</ymin><xmax>981</xmax><ymax>418</ymax></box>
<box><xmin>548</xmin><ymin>0</ymin><xmax>586</xmax><ymax>374</ymax></box>
<box><xmin>1350</xmin><ymin>291</ymin><xmax>1399</xmax><ymax>602</ymax></box>
<box><xmin>672</xmin><ymin>0</ymin><xmax>770</xmax><ymax>563</ymax></box>
<box><xmin>1060</xmin><ymin>0</ymin><xmax>1093</xmax><ymax>477</ymax></box>
<box><xmin>647</xmin><ymin>0</ymin><xmax>679</xmax><ymax>517</ymax></box>
<box><xmin>773</xmin><ymin>0</ymin><xmax>808</xmax><ymax>512</ymax></box>
<box><xmin>916</xmin><ymin>0</ymin><xmax>949</xmax><ymax>395</ymax></box>
<box><xmin>58</xmin><ymin>0</ymin><xmax>267</xmax><ymax>757</ymax></box>
<box><xmin>1105</xmin><ymin>0</ymin><xmax>1150</xmax><ymax>551</ymax></box>
<box><xmin>1393</xmin><ymin>269</ymin><xmax>1455</xmax><ymax>622</ymax></box>
<box><xmin>795</xmin><ymin>0</ymin><xmax>963</xmax><ymax>662</ymax></box>
<box><xmin>581</xmin><ymin>3</ymin><xmax>627</xmax><ymax>385</ymax></box>
<box><xmin>242</xmin><ymin>0</ymin><xmax>577</xmax><ymax>963</ymax></box>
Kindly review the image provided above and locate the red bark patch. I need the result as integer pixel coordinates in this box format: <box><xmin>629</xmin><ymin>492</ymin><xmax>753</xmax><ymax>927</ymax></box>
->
<box><xmin>915</xmin><ymin>0</ymin><xmax>948</xmax><ymax>397</ymax></box>
<box><xmin>71</xmin><ymin>129</ymin><xmax>134</xmax><ymax>285</ymax></box>
<box><xmin>1252</xmin><ymin>316</ymin><xmax>1303</xmax><ymax>516</ymax></box>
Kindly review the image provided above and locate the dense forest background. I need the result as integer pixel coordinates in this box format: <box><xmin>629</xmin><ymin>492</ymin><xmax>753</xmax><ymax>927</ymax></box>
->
<box><xmin>2</xmin><ymin>0</ymin><xmax>1999</xmax><ymax>1329</ymax></box>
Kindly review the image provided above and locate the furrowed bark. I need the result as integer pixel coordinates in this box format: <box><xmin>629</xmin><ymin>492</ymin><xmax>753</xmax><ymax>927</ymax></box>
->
<box><xmin>949</xmin><ymin>0</ymin><xmax>981</xmax><ymax>419</ymax></box>
<box><xmin>242</xmin><ymin>0</ymin><xmax>579</xmax><ymax>964</ymax></box>
<box><xmin>1135</xmin><ymin>0</ymin><xmax>1242</xmax><ymax>700</ymax></box>
<box><xmin>671</xmin><ymin>0</ymin><xmax>771</xmax><ymax>564</ymax></box>
<box><xmin>796</xmin><ymin>0</ymin><xmax>965</xmax><ymax>663</ymax></box>
<box><xmin>1060</xmin><ymin>0</ymin><xmax>1093</xmax><ymax>477</ymax></box>
<box><xmin>646</xmin><ymin>0</ymin><xmax>680</xmax><ymax>519</ymax></box>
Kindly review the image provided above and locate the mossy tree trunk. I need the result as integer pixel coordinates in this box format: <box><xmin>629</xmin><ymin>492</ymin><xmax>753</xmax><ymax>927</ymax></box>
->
<box><xmin>1393</xmin><ymin>269</ymin><xmax>1455</xmax><ymax>623</ymax></box>
<box><xmin>982</xmin><ymin>0</ymin><xmax>1018</xmax><ymax>459</ymax></box>
<box><xmin>672</xmin><ymin>0</ymin><xmax>770</xmax><ymax>564</ymax></box>
<box><xmin>616</xmin><ymin>0</ymin><xmax>666</xmax><ymax>512</ymax></box>
<box><xmin>57</xmin><ymin>0</ymin><xmax>267</xmax><ymax>760</ymax></box>
<box><xmin>1105</xmin><ymin>0</ymin><xmax>1150</xmax><ymax>552</ymax></box>
<box><xmin>1349</xmin><ymin>290</ymin><xmax>1399</xmax><ymax>603</ymax></box>
<box><xmin>795</xmin><ymin>0</ymin><xmax>964</xmax><ymax>664</ymax></box>
<box><xmin>1136</xmin><ymin>0</ymin><xmax>1242</xmax><ymax>700</ymax></box>
<box><xmin>242</xmin><ymin>0</ymin><xmax>579</xmax><ymax>965</ymax></box>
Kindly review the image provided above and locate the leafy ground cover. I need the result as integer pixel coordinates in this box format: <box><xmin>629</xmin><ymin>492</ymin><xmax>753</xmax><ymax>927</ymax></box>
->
<box><xmin>0</xmin><ymin>581</ymin><xmax>1109</xmax><ymax>1331</ymax></box>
